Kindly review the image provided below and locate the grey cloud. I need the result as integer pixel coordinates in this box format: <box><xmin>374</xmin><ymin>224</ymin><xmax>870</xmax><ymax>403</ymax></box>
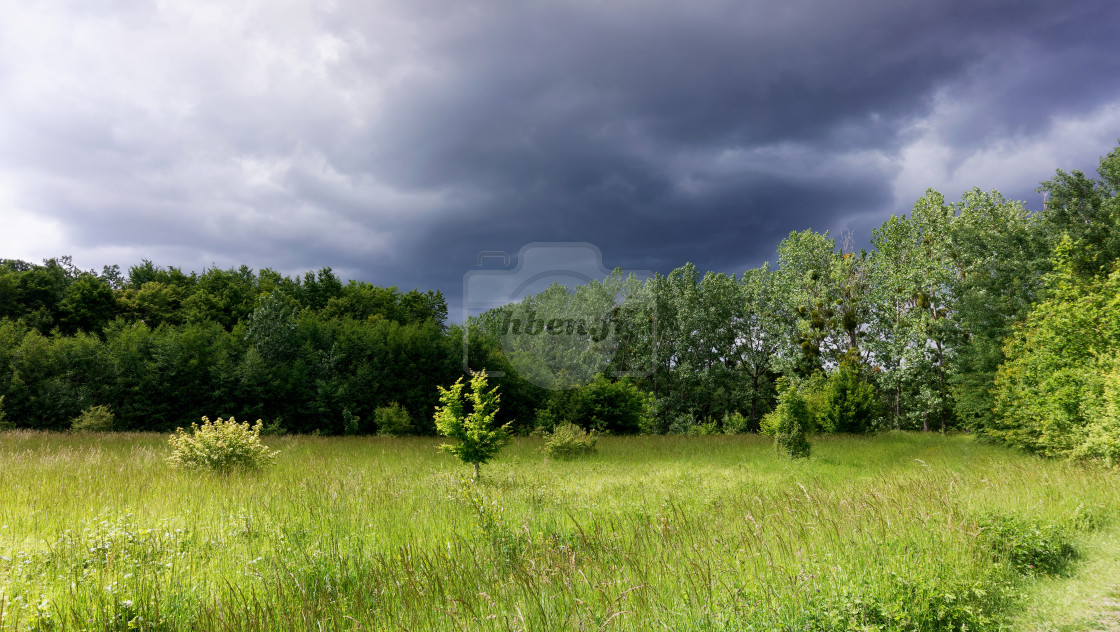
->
<box><xmin>0</xmin><ymin>0</ymin><xmax>1118</xmax><ymax>319</ymax></box>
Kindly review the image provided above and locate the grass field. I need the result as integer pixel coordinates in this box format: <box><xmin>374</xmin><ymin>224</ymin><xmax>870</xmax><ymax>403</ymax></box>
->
<box><xmin>1</xmin><ymin>431</ymin><xmax>1118</xmax><ymax>631</ymax></box>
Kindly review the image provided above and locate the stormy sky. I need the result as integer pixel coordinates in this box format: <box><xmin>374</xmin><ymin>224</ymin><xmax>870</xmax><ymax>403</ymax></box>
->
<box><xmin>2</xmin><ymin>0</ymin><xmax>1119</xmax><ymax>318</ymax></box>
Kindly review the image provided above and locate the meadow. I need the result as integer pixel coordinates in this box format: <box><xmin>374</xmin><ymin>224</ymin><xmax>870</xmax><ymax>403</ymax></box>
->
<box><xmin>1</xmin><ymin>431</ymin><xmax>1118</xmax><ymax>631</ymax></box>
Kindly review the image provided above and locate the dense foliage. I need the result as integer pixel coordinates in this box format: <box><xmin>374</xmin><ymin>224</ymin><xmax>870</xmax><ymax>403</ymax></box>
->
<box><xmin>0</xmin><ymin>264</ymin><xmax>461</xmax><ymax>434</ymax></box>
<box><xmin>987</xmin><ymin>240</ymin><xmax>1120</xmax><ymax>464</ymax></box>
<box><xmin>2</xmin><ymin>140</ymin><xmax>1120</xmax><ymax>462</ymax></box>
<box><xmin>374</xmin><ymin>402</ymin><xmax>414</xmax><ymax>436</ymax></box>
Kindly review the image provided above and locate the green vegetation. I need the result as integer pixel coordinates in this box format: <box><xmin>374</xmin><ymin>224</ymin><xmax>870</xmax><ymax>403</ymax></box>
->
<box><xmin>435</xmin><ymin>371</ymin><xmax>511</xmax><ymax>479</ymax></box>
<box><xmin>976</xmin><ymin>513</ymin><xmax>1078</xmax><ymax>577</ymax></box>
<box><xmin>767</xmin><ymin>380</ymin><xmax>813</xmax><ymax>458</ymax></box>
<box><xmin>1009</xmin><ymin>524</ymin><xmax>1120</xmax><ymax>630</ymax></box>
<box><xmin>988</xmin><ymin>238</ymin><xmax>1120</xmax><ymax>465</ymax></box>
<box><xmin>5</xmin><ymin>140</ymin><xmax>1120</xmax><ymax>627</ymax></box>
<box><xmin>542</xmin><ymin>422</ymin><xmax>597</xmax><ymax>459</ymax></box>
<box><xmin>166</xmin><ymin>416</ymin><xmax>278</xmax><ymax>473</ymax></box>
<box><xmin>0</xmin><ymin>265</ymin><xmax>454</xmax><ymax>435</ymax></box>
<box><xmin>374</xmin><ymin>402</ymin><xmax>414</xmax><ymax>436</ymax></box>
<box><xmin>823</xmin><ymin>355</ymin><xmax>882</xmax><ymax>434</ymax></box>
<box><xmin>1</xmin><ymin>141</ymin><xmax>1119</xmax><ymax>464</ymax></box>
<box><xmin>70</xmin><ymin>404</ymin><xmax>115</xmax><ymax>432</ymax></box>
<box><xmin>0</xmin><ymin>432</ymin><xmax>1117</xmax><ymax>631</ymax></box>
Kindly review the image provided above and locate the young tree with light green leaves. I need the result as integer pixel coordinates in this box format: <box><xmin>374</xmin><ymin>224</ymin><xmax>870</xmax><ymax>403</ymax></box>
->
<box><xmin>434</xmin><ymin>371</ymin><xmax>510</xmax><ymax>480</ymax></box>
<box><xmin>989</xmin><ymin>237</ymin><xmax>1120</xmax><ymax>464</ymax></box>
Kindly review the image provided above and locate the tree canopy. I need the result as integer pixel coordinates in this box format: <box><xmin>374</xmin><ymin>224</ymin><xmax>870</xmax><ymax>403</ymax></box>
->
<box><xmin>2</xmin><ymin>140</ymin><xmax>1120</xmax><ymax>463</ymax></box>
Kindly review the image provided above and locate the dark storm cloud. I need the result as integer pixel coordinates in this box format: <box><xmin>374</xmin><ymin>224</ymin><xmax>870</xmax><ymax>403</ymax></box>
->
<box><xmin>1</xmin><ymin>0</ymin><xmax>1119</xmax><ymax>318</ymax></box>
<box><xmin>340</xmin><ymin>0</ymin><xmax>1120</xmax><ymax>307</ymax></box>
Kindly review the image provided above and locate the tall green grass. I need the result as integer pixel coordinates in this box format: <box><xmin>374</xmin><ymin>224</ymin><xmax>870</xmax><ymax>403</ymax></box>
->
<box><xmin>1</xmin><ymin>431</ymin><xmax>1117</xmax><ymax>631</ymax></box>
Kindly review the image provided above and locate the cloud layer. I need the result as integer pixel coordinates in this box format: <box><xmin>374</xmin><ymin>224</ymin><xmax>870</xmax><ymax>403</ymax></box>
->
<box><xmin>1</xmin><ymin>0</ymin><xmax>1118</xmax><ymax>316</ymax></box>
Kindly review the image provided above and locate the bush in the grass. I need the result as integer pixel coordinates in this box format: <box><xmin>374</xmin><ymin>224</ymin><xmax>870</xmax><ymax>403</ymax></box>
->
<box><xmin>533</xmin><ymin>407</ymin><xmax>560</xmax><ymax>434</ymax></box>
<box><xmin>260</xmin><ymin>418</ymin><xmax>287</xmax><ymax>436</ymax></box>
<box><xmin>544</xmin><ymin>422</ymin><xmax>597</xmax><ymax>459</ymax></box>
<box><xmin>768</xmin><ymin>380</ymin><xmax>812</xmax><ymax>459</ymax></box>
<box><xmin>806</xmin><ymin>572</ymin><xmax>1013</xmax><ymax>632</ymax></box>
<box><xmin>342</xmin><ymin>408</ymin><xmax>364</xmax><ymax>435</ymax></box>
<box><xmin>722</xmin><ymin>411</ymin><xmax>749</xmax><ymax>434</ymax></box>
<box><xmin>70</xmin><ymin>404</ymin><xmax>115</xmax><ymax>432</ymax></box>
<box><xmin>690</xmin><ymin>416</ymin><xmax>722</xmax><ymax>435</ymax></box>
<box><xmin>167</xmin><ymin>416</ymin><xmax>279</xmax><ymax>473</ymax></box>
<box><xmin>822</xmin><ymin>353</ymin><xmax>883</xmax><ymax>433</ymax></box>
<box><xmin>977</xmin><ymin>514</ymin><xmax>1077</xmax><ymax>576</ymax></box>
<box><xmin>568</xmin><ymin>374</ymin><xmax>646</xmax><ymax>434</ymax></box>
<box><xmin>667</xmin><ymin>412</ymin><xmax>698</xmax><ymax>435</ymax></box>
<box><xmin>761</xmin><ymin>374</ymin><xmax>828</xmax><ymax>436</ymax></box>
<box><xmin>638</xmin><ymin>396</ymin><xmax>670</xmax><ymax>434</ymax></box>
<box><xmin>375</xmin><ymin>402</ymin><xmax>414</xmax><ymax>436</ymax></box>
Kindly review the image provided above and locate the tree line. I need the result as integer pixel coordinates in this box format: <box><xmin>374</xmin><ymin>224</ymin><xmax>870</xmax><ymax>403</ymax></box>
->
<box><xmin>0</xmin><ymin>263</ymin><xmax>458</xmax><ymax>433</ymax></box>
<box><xmin>1</xmin><ymin>141</ymin><xmax>1119</xmax><ymax>463</ymax></box>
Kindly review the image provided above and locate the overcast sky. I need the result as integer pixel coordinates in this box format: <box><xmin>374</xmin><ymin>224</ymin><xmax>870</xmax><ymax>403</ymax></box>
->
<box><xmin>2</xmin><ymin>0</ymin><xmax>1119</xmax><ymax>317</ymax></box>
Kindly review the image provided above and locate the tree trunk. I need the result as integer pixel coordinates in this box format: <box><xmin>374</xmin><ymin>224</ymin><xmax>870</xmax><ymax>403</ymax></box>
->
<box><xmin>938</xmin><ymin>340</ymin><xmax>947</xmax><ymax>433</ymax></box>
<box><xmin>473</xmin><ymin>462</ymin><xmax>480</xmax><ymax>481</ymax></box>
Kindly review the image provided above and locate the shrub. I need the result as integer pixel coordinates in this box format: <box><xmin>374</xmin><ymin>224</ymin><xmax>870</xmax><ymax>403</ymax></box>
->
<box><xmin>769</xmin><ymin>381</ymin><xmax>812</xmax><ymax>459</ymax></box>
<box><xmin>722</xmin><ymin>411</ymin><xmax>749</xmax><ymax>434</ymax></box>
<box><xmin>691</xmin><ymin>416</ymin><xmax>722</xmax><ymax>435</ymax></box>
<box><xmin>977</xmin><ymin>514</ymin><xmax>1078</xmax><ymax>576</ymax></box>
<box><xmin>823</xmin><ymin>355</ymin><xmax>882</xmax><ymax>433</ymax></box>
<box><xmin>260</xmin><ymin>418</ymin><xmax>287</xmax><ymax>436</ymax></box>
<box><xmin>762</xmin><ymin>374</ymin><xmax>828</xmax><ymax>435</ymax></box>
<box><xmin>71</xmin><ymin>404</ymin><xmax>115</xmax><ymax>432</ymax></box>
<box><xmin>167</xmin><ymin>416</ymin><xmax>279</xmax><ymax>474</ymax></box>
<box><xmin>375</xmin><ymin>402</ymin><xmax>414</xmax><ymax>436</ymax></box>
<box><xmin>668</xmin><ymin>412</ymin><xmax>698</xmax><ymax>435</ymax></box>
<box><xmin>533</xmin><ymin>407</ymin><xmax>560</xmax><ymax>434</ymax></box>
<box><xmin>760</xmin><ymin>409</ymin><xmax>780</xmax><ymax>436</ymax></box>
<box><xmin>544</xmin><ymin>422</ymin><xmax>597</xmax><ymax>459</ymax></box>
<box><xmin>638</xmin><ymin>396</ymin><xmax>669</xmax><ymax>434</ymax></box>
<box><xmin>342</xmin><ymin>408</ymin><xmax>364</xmax><ymax>435</ymax></box>
<box><xmin>569</xmin><ymin>374</ymin><xmax>645</xmax><ymax>434</ymax></box>
<box><xmin>1067</xmin><ymin>358</ymin><xmax>1120</xmax><ymax>467</ymax></box>
<box><xmin>987</xmin><ymin>240</ymin><xmax>1120</xmax><ymax>461</ymax></box>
